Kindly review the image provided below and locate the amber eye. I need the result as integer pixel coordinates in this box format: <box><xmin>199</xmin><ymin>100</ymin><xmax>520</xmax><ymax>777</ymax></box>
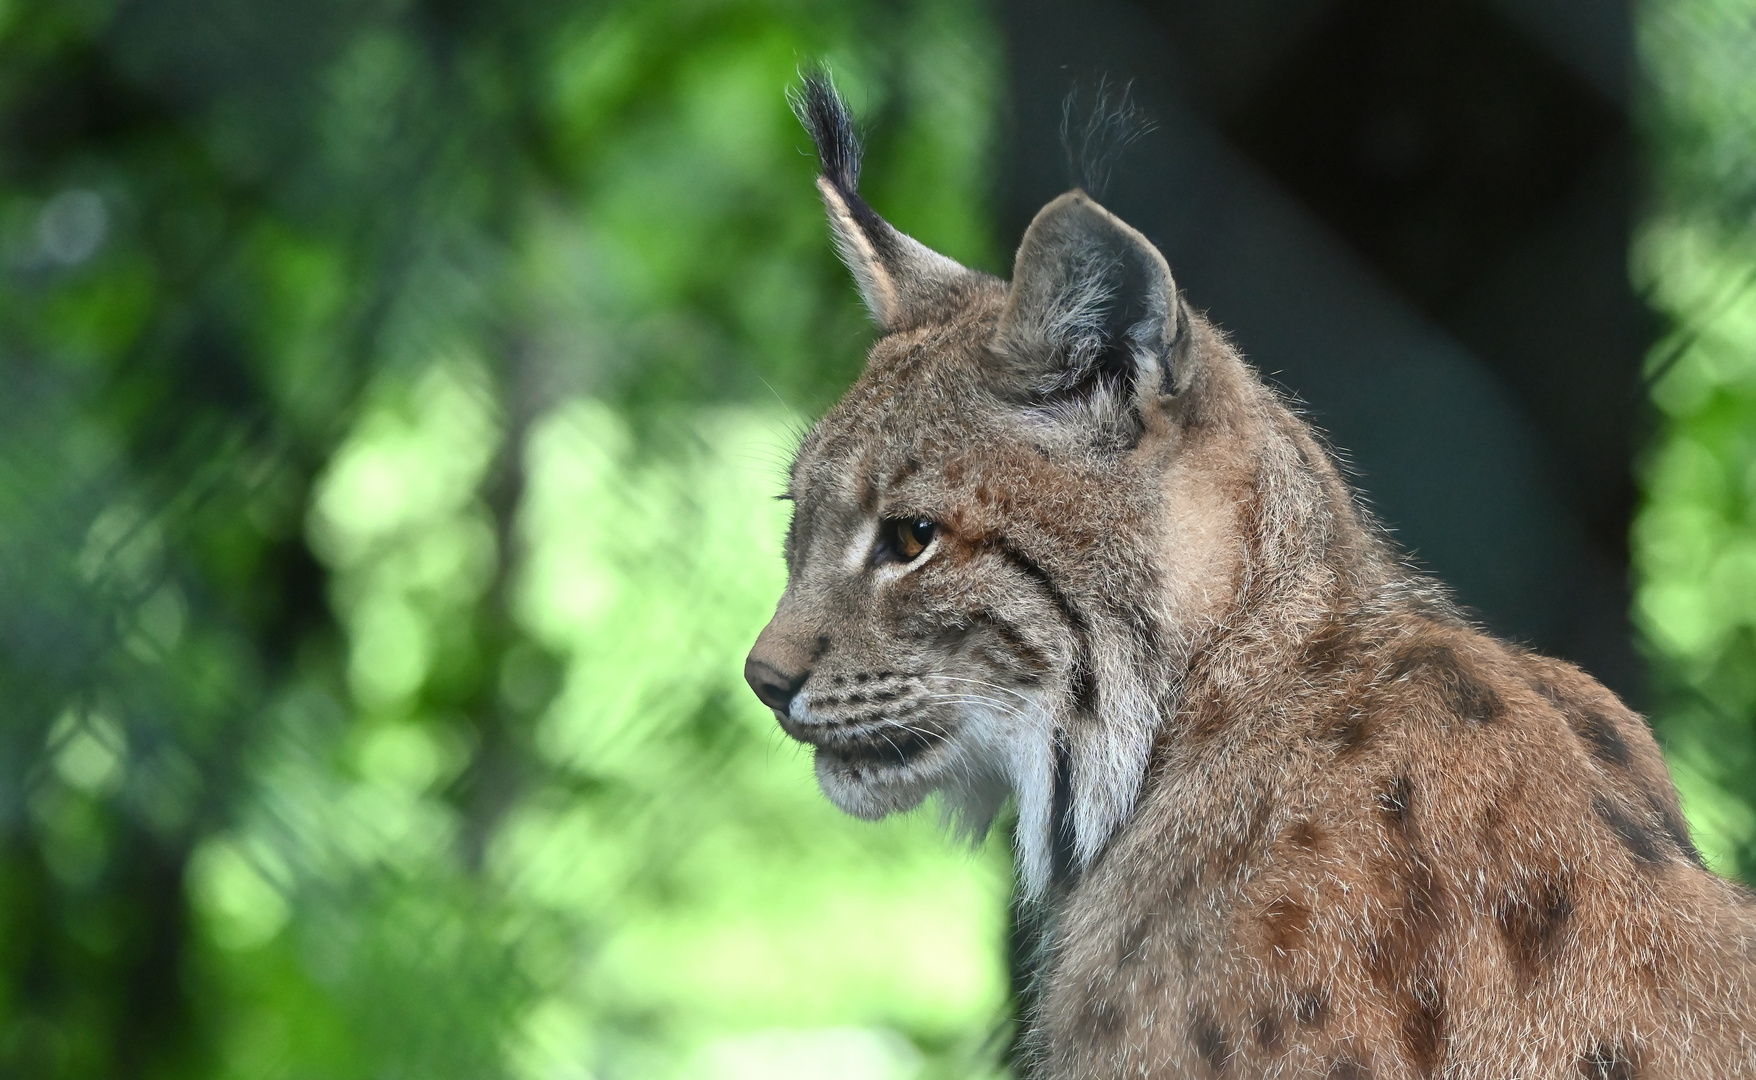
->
<box><xmin>879</xmin><ymin>516</ymin><xmax>938</xmax><ymax>563</ymax></box>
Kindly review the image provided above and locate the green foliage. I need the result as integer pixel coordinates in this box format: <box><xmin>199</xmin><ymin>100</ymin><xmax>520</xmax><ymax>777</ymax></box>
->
<box><xmin>13</xmin><ymin>0</ymin><xmax>1751</xmax><ymax>1073</ymax></box>
<box><xmin>1635</xmin><ymin>0</ymin><xmax>1756</xmax><ymax>877</ymax></box>
<box><xmin>0</xmin><ymin>1</ymin><xmax>1009</xmax><ymax>1077</ymax></box>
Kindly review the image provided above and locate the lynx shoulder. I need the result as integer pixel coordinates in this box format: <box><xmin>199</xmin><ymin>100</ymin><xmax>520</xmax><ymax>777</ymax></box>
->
<box><xmin>745</xmin><ymin>75</ymin><xmax>1756</xmax><ymax>1078</ymax></box>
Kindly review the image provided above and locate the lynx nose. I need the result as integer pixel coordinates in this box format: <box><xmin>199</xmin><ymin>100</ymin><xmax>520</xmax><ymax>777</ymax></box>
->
<box><xmin>744</xmin><ymin>656</ymin><xmax>807</xmax><ymax>714</ymax></box>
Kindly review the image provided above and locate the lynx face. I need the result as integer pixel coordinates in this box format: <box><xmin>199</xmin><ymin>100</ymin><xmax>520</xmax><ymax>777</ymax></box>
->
<box><xmin>745</xmin><ymin>77</ymin><xmax>1212</xmax><ymax>894</ymax></box>
<box><xmin>752</xmin><ymin>303</ymin><xmax>1062</xmax><ymax>835</ymax></box>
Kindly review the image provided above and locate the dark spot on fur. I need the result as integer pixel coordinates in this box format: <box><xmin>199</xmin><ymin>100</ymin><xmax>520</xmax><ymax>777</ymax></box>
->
<box><xmin>1376</xmin><ymin>776</ymin><xmax>1412</xmax><ymax>831</ymax></box>
<box><xmin>984</xmin><ymin>617</ymin><xmax>1052</xmax><ymax>673</ymax></box>
<box><xmin>1293</xmin><ymin>987</ymin><xmax>1329</xmax><ymax>1028</ymax></box>
<box><xmin>1078</xmin><ymin>995</ymin><xmax>1122</xmax><ymax>1041</ymax></box>
<box><xmin>1326</xmin><ymin>1057</ymin><xmax>1371</xmax><ymax>1080</ymax></box>
<box><xmin>1327</xmin><ymin>707</ymin><xmax>1373</xmax><ymax>754</ymax></box>
<box><xmin>1234</xmin><ymin>483</ymin><xmax>1276</xmax><ymax>610</ymax></box>
<box><xmin>1443</xmin><ymin>671</ymin><xmax>1500</xmax><ymax>724</ymax></box>
<box><xmin>1173</xmin><ymin>927</ymin><xmax>1200</xmax><ymax>967</ymax></box>
<box><xmin>1593</xmin><ymin>795</ymin><xmax>1667</xmax><ymax>865</ymax></box>
<box><xmin>810</xmin><ymin>635</ymin><xmax>831</xmax><ymax>662</ymax></box>
<box><xmin>816</xmin><ymin>694</ymin><xmax>841</xmax><ymax>707</ymax></box>
<box><xmin>1190</xmin><ymin>1009</ymin><xmax>1231</xmax><ymax>1074</ymax></box>
<box><xmin>1289</xmin><ymin>819</ymin><xmax>1324</xmax><ymax>850</ymax></box>
<box><xmin>1386</xmin><ymin>643</ymin><xmax>1442</xmax><ymax>681</ymax></box>
<box><xmin>1390</xmin><ymin>642</ymin><xmax>1501</xmax><ymax>724</ymax></box>
<box><xmin>1263</xmin><ymin>896</ymin><xmax>1312</xmax><ymax>954</ymax></box>
<box><xmin>1575</xmin><ymin>707</ymin><xmax>1633</xmax><ymax>768</ymax></box>
<box><xmin>1161</xmin><ymin>862</ymin><xmax>1201</xmax><ymax>905</ymax></box>
<box><xmin>1578</xmin><ymin>1041</ymin><xmax>1638</xmax><ymax>1079</ymax></box>
<box><xmin>1223</xmin><ymin>799</ymin><xmax>1274</xmax><ymax>878</ymax></box>
<box><xmin>888</xmin><ymin>457</ymin><xmax>920</xmax><ymax>489</ymax></box>
<box><xmin>1368</xmin><ymin>858</ymin><xmax>1445</xmax><ymax>969</ymax></box>
<box><xmin>1253</xmin><ymin>1008</ymin><xmax>1284</xmax><ymax>1052</ymax></box>
<box><xmin>1402</xmin><ymin>972</ymin><xmax>1446</xmax><ymax>1076</ymax></box>
<box><xmin>1527</xmin><ymin>672</ymin><xmax>1565</xmax><ymax>705</ymax></box>
<box><xmin>1534</xmin><ymin>673</ymin><xmax>1648</xmax><ymax>776</ymax></box>
<box><xmin>1493</xmin><ymin>873</ymin><xmax>1573</xmax><ymax>981</ymax></box>
<box><xmin>855</xmin><ymin>469</ymin><xmax>877</xmax><ymax>514</ymax></box>
<box><xmin>1117</xmin><ymin>916</ymin><xmax>1153</xmax><ymax>970</ymax></box>
<box><xmin>1364</xmin><ymin>783</ymin><xmax>1449</xmax><ymax>1077</ymax></box>
<box><xmin>868</xmin><ymin>688</ymin><xmax>901</xmax><ymax>703</ymax></box>
<box><xmin>1301</xmin><ymin>615</ymin><xmax>1355</xmax><ymax>678</ymax></box>
<box><xmin>851</xmin><ymin>672</ymin><xmax>869</xmax><ymax>684</ymax></box>
<box><xmin>1645</xmin><ymin>792</ymin><xmax>1705</xmax><ymax>866</ymax></box>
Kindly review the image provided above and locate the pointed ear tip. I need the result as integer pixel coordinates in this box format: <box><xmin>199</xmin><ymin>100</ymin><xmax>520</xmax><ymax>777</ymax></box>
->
<box><xmin>1039</xmin><ymin>188</ymin><xmax>1162</xmax><ymax>244</ymax></box>
<box><xmin>1033</xmin><ymin>189</ymin><xmax>1122</xmax><ymax>230</ymax></box>
<box><xmin>1013</xmin><ymin>190</ymin><xmax>1175</xmax><ymax>287</ymax></box>
<box><xmin>1017</xmin><ymin>192</ymin><xmax>1118</xmax><ymax>252</ymax></box>
<box><xmin>814</xmin><ymin>174</ymin><xmax>857</xmax><ymax>213</ymax></box>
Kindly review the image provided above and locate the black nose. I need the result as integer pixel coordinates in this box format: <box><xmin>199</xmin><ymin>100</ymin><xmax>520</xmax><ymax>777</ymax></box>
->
<box><xmin>744</xmin><ymin>656</ymin><xmax>806</xmax><ymax>714</ymax></box>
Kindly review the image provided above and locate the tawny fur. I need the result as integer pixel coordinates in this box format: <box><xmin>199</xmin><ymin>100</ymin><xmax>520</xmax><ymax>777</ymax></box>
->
<box><xmin>747</xmin><ymin>76</ymin><xmax>1756</xmax><ymax>1079</ymax></box>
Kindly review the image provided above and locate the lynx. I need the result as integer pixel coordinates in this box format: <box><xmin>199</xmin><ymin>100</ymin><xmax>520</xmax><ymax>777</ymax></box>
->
<box><xmin>744</xmin><ymin>75</ymin><xmax>1756</xmax><ymax>1078</ymax></box>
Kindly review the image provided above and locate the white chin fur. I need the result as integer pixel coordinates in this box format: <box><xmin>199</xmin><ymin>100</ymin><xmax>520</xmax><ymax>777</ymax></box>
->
<box><xmin>809</xmin><ymin>687</ymin><xmax>1153</xmax><ymax>904</ymax></box>
<box><xmin>953</xmin><ymin>694</ymin><xmax>1057</xmax><ymax>899</ymax></box>
<box><xmin>813</xmin><ymin>750</ymin><xmax>931</xmax><ymax>819</ymax></box>
<box><xmin>837</xmin><ymin>688</ymin><xmax>1062</xmax><ymax>900</ymax></box>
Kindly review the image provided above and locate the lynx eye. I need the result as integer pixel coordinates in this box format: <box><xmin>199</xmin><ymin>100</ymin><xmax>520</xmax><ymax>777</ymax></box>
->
<box><xmin>877</xmin><ymin>516</ymin><xmax>938</xmax><ymax>564</ymax></box>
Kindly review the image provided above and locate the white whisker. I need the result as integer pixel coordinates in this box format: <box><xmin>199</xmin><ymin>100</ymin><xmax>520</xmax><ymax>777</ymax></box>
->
<box><xmin>923</xmin><ymin>673</ymin><xmax>1040</xmax><ymax>707</ymax></box>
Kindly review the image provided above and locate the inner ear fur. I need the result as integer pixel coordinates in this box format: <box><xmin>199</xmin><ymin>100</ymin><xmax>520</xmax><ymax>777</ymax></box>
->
<box><xmin>815</xmin><ymin>177</ymin><xmax>970</xmax><ymax>332</ymax></box>
<box><xmin>992</xmin><ymin>191</ymin><xmax>1185</xmax><ymax>412</ymax></box>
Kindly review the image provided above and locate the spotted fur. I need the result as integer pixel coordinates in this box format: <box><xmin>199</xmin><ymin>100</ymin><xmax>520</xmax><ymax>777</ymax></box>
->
<box><xmin>746</xmin><ymin>76</ymin><xmax>1756</xmax><ymax>1078</ymax></box>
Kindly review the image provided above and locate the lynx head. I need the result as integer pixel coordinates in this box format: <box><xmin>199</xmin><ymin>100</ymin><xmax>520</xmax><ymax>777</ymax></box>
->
<box><xmin>746</xmin><ymin>75</ymin><xmax>1266</xmax><ymax>896</ymax></box>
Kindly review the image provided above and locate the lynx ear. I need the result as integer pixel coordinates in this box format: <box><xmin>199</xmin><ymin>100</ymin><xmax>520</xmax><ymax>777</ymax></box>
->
<box><xmin>992</xmin><ymin>191</ymin><xmax>1186</xmax><ymax>433</ymax></box>
<box><xmin>792</xmin><ymin>74</ymin><xmax>971</xmax><ymax>331</ymax></box>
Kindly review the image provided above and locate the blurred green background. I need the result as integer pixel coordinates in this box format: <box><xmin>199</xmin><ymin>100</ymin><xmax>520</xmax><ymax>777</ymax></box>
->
<box><xmin>0</xmin><ymin>0</ymin><xmax>1751</xmax><ymax>1077</ymax></box>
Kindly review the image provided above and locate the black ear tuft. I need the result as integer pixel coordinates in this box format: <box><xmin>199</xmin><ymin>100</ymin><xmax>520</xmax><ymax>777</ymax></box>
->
<box><xmin>788</xmin><ymin>68</ymin><xmax>974</xmax><ymax>331</ymax></box>
<box><xmin>790</xmin><ymin>71</ymin><xmax>862</xmax><ymax>198</ymax></box>
<box><xmin>1059</xmin><ymin>78</ymin><xmax>1154</xmax><ymax>200</ymax></box>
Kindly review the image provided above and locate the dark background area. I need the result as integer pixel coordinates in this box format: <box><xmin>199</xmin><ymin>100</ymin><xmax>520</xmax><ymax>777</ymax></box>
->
<box><xmin>1002</xmin><ymin>0</ymin><xmax>1646</xmax><ymax>698</ymax></box>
